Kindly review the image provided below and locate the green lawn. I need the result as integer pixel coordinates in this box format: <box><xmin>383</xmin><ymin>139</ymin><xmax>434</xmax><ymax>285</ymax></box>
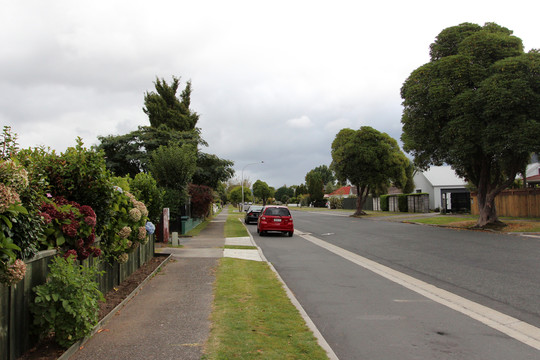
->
<box><xmin>204</xmin><ymin>258</ymin><xmax>329</xmax><ymax>359</ymax></box>
<box><xmin>225</xmin><ymin>205</ymin><xmax>249</xmax><ymax>237</ymax></box>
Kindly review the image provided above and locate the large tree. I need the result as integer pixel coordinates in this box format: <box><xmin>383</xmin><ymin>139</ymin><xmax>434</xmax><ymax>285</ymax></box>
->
<box><xmin>252</xmin><ymin>180</ymin><xmax>273</xmax><ymax>206</ymax></box>
<box><xmin>401</xmin><ymin>22</ymin><xmax>540</xmax><ymax>227</ymax></box>
<box><xmin>305</xmin><ymin>169</ymin><xmax>325</xmax><ymax>206</ymax></box>
<box><xmin>331</xmin><ymin>127</ymin><xmax>408</xmax><ymax>216</ymax></box>
<box><xmin>143</xmin><ymin>76</ymin><xmax>199</xmax><ymax>131</ymax></box>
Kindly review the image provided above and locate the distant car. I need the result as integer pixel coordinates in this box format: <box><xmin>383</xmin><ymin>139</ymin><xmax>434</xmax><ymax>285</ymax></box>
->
<box><xmin>257</xmin><ymin>205</ymin><xmax>294</xmax><ymax>237</ymax></box>
<box><xmin>244</xmin><ymin>205</ymin><xmax>264</xmax><ymax>224</ymax></box>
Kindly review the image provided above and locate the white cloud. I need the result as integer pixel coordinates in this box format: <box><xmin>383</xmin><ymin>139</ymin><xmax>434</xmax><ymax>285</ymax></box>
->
<box><xmin>286</xmin><ymin>115</ymin><xmax>313</xmax><ymax>129</ymax></box>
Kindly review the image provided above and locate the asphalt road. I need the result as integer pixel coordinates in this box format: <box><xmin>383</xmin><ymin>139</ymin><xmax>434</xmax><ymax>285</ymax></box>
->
<box><xmin>246</xmin><ymin>210</ymin><xmax>540</xmax><ymax>359</ymax></box>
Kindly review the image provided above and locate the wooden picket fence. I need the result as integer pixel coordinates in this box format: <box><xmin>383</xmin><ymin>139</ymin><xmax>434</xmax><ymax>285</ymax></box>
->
<box><xmin>0</xmin><ymin>236</ymin><xmax>155</xmax><ymax>360</ymax></box>
<box><xmin>470</xmin><ymin>188</ymin><xmax>540</xmax><ymax>218</ymax></box>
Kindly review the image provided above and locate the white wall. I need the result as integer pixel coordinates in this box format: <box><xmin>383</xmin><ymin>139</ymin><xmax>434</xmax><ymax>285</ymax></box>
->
<box><xmin>413</xmin><ymin>172</ymin><xmax>436</xmax><ymax>209</ymax></box>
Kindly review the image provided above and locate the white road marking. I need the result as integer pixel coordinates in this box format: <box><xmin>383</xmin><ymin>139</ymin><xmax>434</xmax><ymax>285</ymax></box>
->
<box><xmin>296</xmin><ymin>230</ymin><xmax>540</xmax><ymax>351</ymax></box>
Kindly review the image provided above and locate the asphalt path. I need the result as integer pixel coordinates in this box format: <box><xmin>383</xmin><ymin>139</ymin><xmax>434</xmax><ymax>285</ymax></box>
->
<box><xmin>246</xmin><ymin>210</ymin><xmax>540</xmax><ymax>359</ymax></box>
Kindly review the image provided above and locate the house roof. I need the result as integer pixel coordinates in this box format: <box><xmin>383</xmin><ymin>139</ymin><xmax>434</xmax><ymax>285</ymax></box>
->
<box><xmin>419</xmin><ymin>166</ymin><xmax>467</xmax><ymax>187</ymax></box>
<box><xmin>329</xmin><ymin>186</ymin><xmax>352</xmax><ymax>196</ymax></box>
<box><xmin>527</xmin><ymin>174</ymin><xmax>540</xmax><ymax>183</ymax></box>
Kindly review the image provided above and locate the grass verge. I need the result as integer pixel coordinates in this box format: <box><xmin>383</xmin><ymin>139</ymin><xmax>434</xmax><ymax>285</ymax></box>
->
<box><xmin>412</xmin><ymin>216</ymin><xmax>540</xmax><ymax>232</ymax></box>
<box><xmin>225</xmin><ymin>205</ymin><xmax>249</xmax><ymax>237</ymax></box>
<box><xmin>224</xmin><ymin>245</ymin><xmax>258</xmax><ymax>250</ymax></box>
<box><xmin>204</xmin><ymin>258</ymin><xmax>329</xmax><ymax>359</ymax></box>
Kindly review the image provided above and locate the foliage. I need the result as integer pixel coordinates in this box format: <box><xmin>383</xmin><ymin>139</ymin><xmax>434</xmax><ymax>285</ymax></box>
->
<box><xmin>253</xmin><ymin>180</ymin><xmax>273</xmax><ymax>206</ymax></box>
<box><xmin>380</xmin><ymin>195</ymin><xmax>389</xmax><ymax>211</ymax></box>
<box><xmin>149</xmin><ymin>142</ymin><xmax>197</xmax><ymax>201</ymax></box>
<box><xmin>143</xmin><ymin>76</ymin><xmax>199</xmax><ymax>132</ymax></box>
<box><xmin>129</xmin><ymin>172</ymin><xmax>165</xmax><ymax>224</ymax></box>
<box><xmin>331</xmin><ymin>126</ymin><xmax>409</xmax><ymax>215</ymax></box>
<box><xmin>97</xmin><ymin>125</ymin><xmax>206</xmax><ymax>178</ymax></box>
<box><xmin>95</xmin><ymin>131</ymin><xmax>147</xmax><ymax>177</ymax></box>
<box><xmin>298</xmin><ymin>194</ymin><xmax>310</xmax><ymax>207</ymax></box>
<box><xmin>0</xmin><ymin>158</ymin><xmax>31</xmax><ymax>284</ymax></box>
<box><xmin>38</xmin><ymin>196</ymin><xmax>100</xmax><ymax>261</ymax></box>
<box><xmin>305</xmin><ymin>170</ymin><xmax>324</xmax><ymax>204</ymax></box>
<box><xmin>398</xmin><ymin>194</ymin><xmax>408</xmax><ymax>212</ymax></box>
<box><xmin>31</xmin><ymin>255</ymin><xmax>104</xmax><ymax>348</ymax></box>
<box><xmin>328</xmin><ymin>197</ymin><xmax>343</xmax><ymax>209</ymax></box>
<box><xmin>401</xmin><ymin>22</ymin><xmax>540</xmax><ymax>226</ymax></box>
<box><xmin>189</xmin><ymin>184</ymin><xmax>214</xmax><ymax>218</ymax></box>
<box><xmin>0</xmin><ymin>126</ymin><xmax>19</xmax><ymax>160</ymax></box>
<box><xmin>228</xmin><ymin>186</ymin><xmax>251</xmax><ymax>205</ymax></box>
<box><xmin>310</xmin><ymin>165</ymin><xmax>335</xmax><ymax>186</ymax></box>
<box><xmin>192</xmin><ymin>152</ymin><xmax>235</xmax><ymax>189</ymax></box>
<box><xmin>274</xmin><ymin>186</ymin><xmax>294</xmax><ymax>203</ymax></box>
<box><xmin>100</xmin><ymin>188</ymin><xmax>149</xmax><ymax>263</ymax></box>
<box><xmin>19</xmin><ymin>139</ymin><xmax>115</xmax><ymax>234</ymax></box>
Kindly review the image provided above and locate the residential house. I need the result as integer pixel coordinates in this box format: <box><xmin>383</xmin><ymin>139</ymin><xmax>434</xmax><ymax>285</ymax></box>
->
<box><xmin>413</xmin><ymin>166</ymin><xmax>469</xmax><ymax>212</ymax></box>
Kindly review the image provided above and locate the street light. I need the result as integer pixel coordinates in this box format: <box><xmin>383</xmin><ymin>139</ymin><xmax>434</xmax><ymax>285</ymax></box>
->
<box><xmin>241</xmin><ymin>161</ymin><xmax>264</xmax><ymax>211</ymax></box>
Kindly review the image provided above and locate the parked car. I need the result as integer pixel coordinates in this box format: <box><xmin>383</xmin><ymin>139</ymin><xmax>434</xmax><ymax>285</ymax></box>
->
<box><xmin>244</xmin><ymin>205</ymin><xmax>264</xmax><ymax>224</ymax></box>
<box><xmin>257</xmin><ymin>205</ymin><xmax>294</xmax><ymax>237</ymax></box>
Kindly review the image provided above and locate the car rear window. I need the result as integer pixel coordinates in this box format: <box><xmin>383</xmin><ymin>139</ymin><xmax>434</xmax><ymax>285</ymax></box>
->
<box><xmin>264</xmin><ymin>207</ymin><xmax>291</xmax><ymax>216</ymax></box>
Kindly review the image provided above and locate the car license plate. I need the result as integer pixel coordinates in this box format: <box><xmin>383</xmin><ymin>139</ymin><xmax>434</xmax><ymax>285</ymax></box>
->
<box><xmin>274</xmin><ymin>218</ymin><xmax>281</xmax><ymax>222</ymax></box>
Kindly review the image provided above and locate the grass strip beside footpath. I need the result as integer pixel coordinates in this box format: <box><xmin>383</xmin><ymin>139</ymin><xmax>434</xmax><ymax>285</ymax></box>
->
<box><xmin>204</xmin><ymin>258</ymin><xmax>329</xmax><ymax>360</ymax></box>
<box><xmin>412</xmin><ymin>216</ymin><xmax>540</xmax><ymax>232</ymax></box>
<box><xmin>224</xmin><ymin>205</ymin><xmax>249</xmax><ymax>237</ymax></box>
<box><xmin>203</xmin><ymin>205</ymin><xmax>329</xmax><ymax>359</ymax></box>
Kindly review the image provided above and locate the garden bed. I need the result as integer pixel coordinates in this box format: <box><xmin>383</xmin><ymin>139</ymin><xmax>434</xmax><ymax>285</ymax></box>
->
<box><xmin>18</xmin><ymin>255</ymin><xmax>167</xmax><ymax>360</ymax></box>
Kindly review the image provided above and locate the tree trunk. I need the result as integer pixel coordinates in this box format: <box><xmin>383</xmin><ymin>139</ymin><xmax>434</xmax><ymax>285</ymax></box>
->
<box><xmin>354</xmin><ymin>185</ymin><xmax>368</xmax><ymax>216</ymax></box>
<box><xmin>474</xmin><ymin>164</ymin><xmax>512</xmax><ymax>228</ymax></box>
<box><xmin>475</xmin><ymin>189</ymin><xmax>500</xmax><ymax>227</ymax></box>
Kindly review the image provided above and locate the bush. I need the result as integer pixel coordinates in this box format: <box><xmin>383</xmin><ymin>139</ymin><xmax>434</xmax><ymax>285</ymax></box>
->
<box><xmin>31</xmin><ymin>255</ymin><xmax>104</xmax><ymax>348</ymax></box>
<box><xmin>38</xmin><ymin>196</ymin><xmax>100</xmax><ymax>260</ymax></box>
<box><xmin>18</xmin><ymin>139</ymin><xmax>115</xmax><ymax>235</ymax></box>
<box><xmin>398</xmin><ymin>194</ymin><xmax>408</xmax><ymax>212</ymax></box>
<box><xmin>100</xmin><ymin>188</ymin><xmax>149</xmax><ymax>263</ymax></box>
<box><xmin>329</xmin><ymin>197</ymin><xmax>343</xmax><ymax>209</ymax></box>
<box><xmin>380</xmin><ymin>195</ymin><xmax>389</xmax><ymax>211</ymax></box>
<box><xmin>130</xmin><ymin>173</ymin><xmax>164</xmax><ymax>224</ymax></box>
<box><xmin>189</xmin><ymin>184</ymin><xmax>213</xmax><ymax>218</ymax></box>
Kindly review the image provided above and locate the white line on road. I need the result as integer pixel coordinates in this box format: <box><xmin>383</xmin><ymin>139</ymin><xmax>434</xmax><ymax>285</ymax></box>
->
<box><xmin>296</xmin><ymin>230</ymin><xmax>540</xmax><ymax>351</ymax></box>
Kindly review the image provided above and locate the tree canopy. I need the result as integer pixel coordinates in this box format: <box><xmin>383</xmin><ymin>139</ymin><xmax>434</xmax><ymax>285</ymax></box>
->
<box><xmin>401</xmin><ymin>22</ymin><xmax>540</xmax><ymax>227</ymax></box>
<box><xmin>253</xmin><ymin>180</ymin><xmax>273</xmax><ymax>206</ymax></box>
<box><xmin>143</xmin><ymin>76</ymin><xmax>199</xmax><ymax>131</ymax></box>
<box><xmin>305</xmin><ymin>169</ymin><xmax>325</xmax><ymax>206</ymax></box>
<box><xmin>331</xmin><ymin>126</ymin><xmax>408</xmax><ymax>215</ymax></box>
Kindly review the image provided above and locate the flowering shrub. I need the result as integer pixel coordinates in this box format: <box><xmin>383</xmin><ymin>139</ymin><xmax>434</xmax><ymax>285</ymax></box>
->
<box><xmin>0</xmin><ymin>158</ymin><xmax>29</xmax><ymax>285</ymax></box>
<box><xmin>0</xmin><ymin>259</ymin><xmax>26</xmax><ymax>286</ymax></box>
<box><xmin>31</xmin><ymin>254</ymin><xmax>104</xmax><ymax>348</ymax></box>
<box><xmin>100</xmin><ymin>189</ymin><xmax>148</xmax><ymax>263</ymax></box>
<box><xmin>189</xmin><ymin>183</ymin><xmax>214</xmax><ymax>218</ymax></box>
<box><xmin>39</xmin><ymin>196</ymin><xmax>100</xmax><ymax>260</ymax></box>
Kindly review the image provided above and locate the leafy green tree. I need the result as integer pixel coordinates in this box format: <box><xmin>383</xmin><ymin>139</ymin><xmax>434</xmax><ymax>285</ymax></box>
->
<box><xmin>253</xmin><ymin>180</ymin><xmax>273</xmax><ymax>206</ymax></box>
<box><xmin>229</xmin><ymin>186</ymin><xmax>251</xmax><ymax>205</ymax></box>
<box><xmin>129</xmin><ymin>172</ymin><xmax>165</xmax><ymax>224</ymax></box>
<box><xmin>331</xmin><ymin>127</ymin><xmax>408</xmax><ymax>215</ymax></box>
<box><xmin>192</xmin><ymin>152</ymin><xmax>235</xmax><ymax>189</ymax></box>
<box><xmin>143</xmin><ymin>76</ymin><xmax>199</xmax><ymax>131</ymax></box>
<box><xmin>401</xmin><ymin>22</ymin><xmax>540</xmax><ymax>227</ymax></box>
<box><xmin>149</xmin><ymin>143</ymin><xmax>197</xmax><ymax>220</ymax></box>
<box><xmin>311</xmin><ymin>165</ymin><xmax>335</xmax><ymax>187</ymax></box>
<box><xmin>305</xmin><ymin>170</ymin><xmax>324</xmax><ymax>206</ymax></box>
<box><xmin>274</xmin><ymin>186</ymin><xmax>294</xmax><ymax>203</ymax></box>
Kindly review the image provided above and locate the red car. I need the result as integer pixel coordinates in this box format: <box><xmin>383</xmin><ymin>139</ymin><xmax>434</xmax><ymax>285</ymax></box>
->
<box><xmin>257</xmin><ymin>205</ymin><xmax>294</xmax><ymax>237</ymax></box>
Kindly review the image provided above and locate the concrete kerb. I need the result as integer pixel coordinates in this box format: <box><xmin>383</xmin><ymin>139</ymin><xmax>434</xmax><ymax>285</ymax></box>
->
<box><xmin>59</xmin><ymin>254</ymin><xmax>173</xmax><ymax>360</ymax></box>
<box><xmin>238</xmin><ymin>220</ymin><xmax>340</xmax><ymax>360</ymax></box>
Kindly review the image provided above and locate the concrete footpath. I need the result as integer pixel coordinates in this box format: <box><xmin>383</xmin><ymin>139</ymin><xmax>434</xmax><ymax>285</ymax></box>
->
<box><xmin>69</xmin><ymin>209</ymin><xmax>229</xmax><ymax>360</ymax></box>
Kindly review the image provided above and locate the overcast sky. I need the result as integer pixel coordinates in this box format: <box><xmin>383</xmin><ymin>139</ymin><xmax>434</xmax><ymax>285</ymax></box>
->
<box><xmin>2</xmin><ymin>1</ymin><xmax>539</xmax><ymax>189</ymax></box>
